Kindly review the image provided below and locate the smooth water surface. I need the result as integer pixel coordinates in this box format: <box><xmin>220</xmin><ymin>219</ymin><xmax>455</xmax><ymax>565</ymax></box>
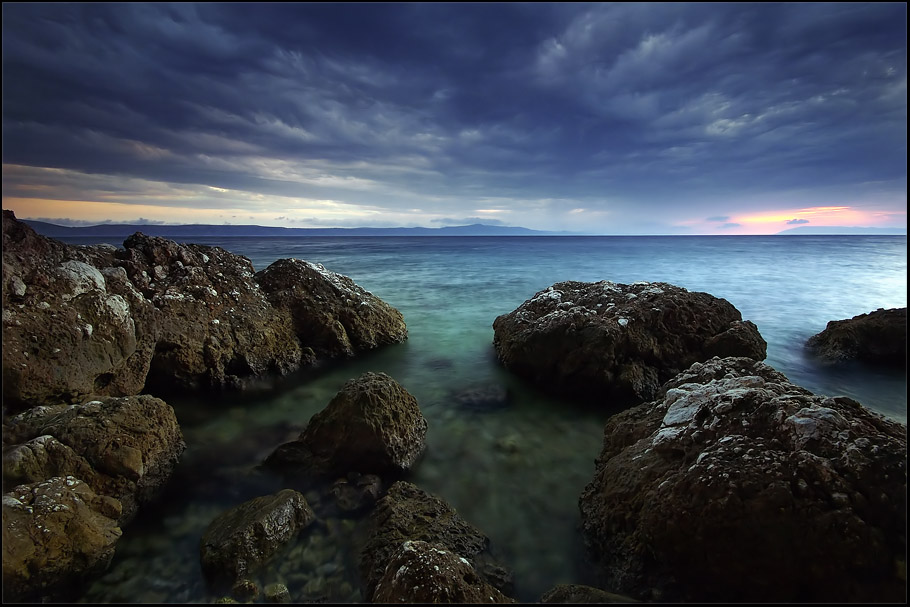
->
<box><xmin>71</xmin><ymin>235</ymin><xmax>905</xmax><ymax>603</ymax></box>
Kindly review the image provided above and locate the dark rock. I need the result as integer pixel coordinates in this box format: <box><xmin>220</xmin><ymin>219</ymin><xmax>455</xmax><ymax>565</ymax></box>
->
<box><xmin>255</xmin><ymin>258</ymin><xmax>407</xmax><ymax>359</ymax></box>
<box><xmin>452</xmin><ymin>383</ymin><xmax>511</xmax><ymax>411</ymax></box>
<box><xmin>806</xmin><ymin>307</ymin><xmax>907</xmax><ymax>367</ymax></box>
<box><xmin>265</xmin><ymin>372</ymin><xmax>427</xmax><ymax>478</ymax></box>
<box><xmin>2</xmin><ymin>395</ymin><xmax>185</xmax><ymax>524</ymax></box>
<box><xmin>359</xmin><ymin>481</ymin><xmax>513</xmax><ymax>601</ymax></box>
<box><xmin>331</xmin><ymin>473</ymin><xmax>383</xmax><ymax>513</ymax></box>
<box><xmin>2</xmin><ymin>210</ymin><xmax>408</xmax><ymax>409</ymax></box>
<box><xmin>578</xmin><ymin>356</ymin><xmax>906</xmax><ymax>603</ymax></box>
<box><xmin>2</xmin><ymin>476</ymin><xmax>122</xmax><ymax>602</ymax></box>
<box><xmin>200</xmin><ymin>489</ymin><xmax>316</xmax><ymax>590</ymax></box>
<box><xmin>372</xmin><ymin>540</ymin><xmax>515</xmax><ymax>603</ymax></box>
<box><xmin>493</xmin><ymin>280</ymin><xmax>766</xmax><ymax>407</ymax></box>
<box><xmin>538</xmin><ymin>583</ymin><xmax>639</xmax><ymax>603</ymax></box>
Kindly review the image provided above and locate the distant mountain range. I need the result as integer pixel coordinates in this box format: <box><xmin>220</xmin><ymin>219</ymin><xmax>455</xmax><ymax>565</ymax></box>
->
<box><xmin>22</xmin><ymin>220</ymin><xmax>570</xmax><ymax>238</ymax></box>
<box><xmin>776</xmin><ymin>226</ymin><xmax>907</xmax><ymax>235</ymax></box>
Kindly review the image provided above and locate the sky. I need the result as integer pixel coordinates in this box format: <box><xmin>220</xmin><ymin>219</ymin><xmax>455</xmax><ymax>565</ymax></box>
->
<box><xmin>1</xmin><ymin>3</ymin><xmax>907</xmax><ymax>235</ymax></box>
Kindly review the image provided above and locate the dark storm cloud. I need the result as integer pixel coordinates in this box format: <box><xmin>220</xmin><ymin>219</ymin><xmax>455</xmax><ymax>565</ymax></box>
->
<box><xmin>1</xmin><ymin>3</ymin><xmax>906</xmax><ymax>231</ymax></box>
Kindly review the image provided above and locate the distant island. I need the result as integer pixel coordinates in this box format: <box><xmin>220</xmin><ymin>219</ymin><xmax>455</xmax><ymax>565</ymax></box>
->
<box><xmin>21</xmin><ymin>221</ymin><xmax>572</xmax><ymax>238</ymax></box>
<box><xmin>776</xmin><ymin>226</ymin><xmax>907</xmax><ymax>235</ymax></box>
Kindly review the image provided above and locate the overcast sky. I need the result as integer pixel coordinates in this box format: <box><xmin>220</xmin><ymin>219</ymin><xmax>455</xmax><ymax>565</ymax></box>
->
<box><xmin>2</xmin><ymin>3</ymin><xmax>906</xmax><ymax>234</ymax></box>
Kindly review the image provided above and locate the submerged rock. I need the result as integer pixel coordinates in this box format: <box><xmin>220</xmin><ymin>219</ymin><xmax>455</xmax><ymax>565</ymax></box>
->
<box><xmin>2</xmin><ymin>476</ymin><xmax>122</xmax><ymax>602</ymax></box>
<box><xmin>493</xmin><ymin>280</ymin><xmax>766</xmax><ymax>407</ymax></box>
<box><xmin>578</xmin><ymin>356</ymin><xmax>906</xmax><ymax>602</ymax></box>
<box><xmin>2</xmin><ymin>395</ymin><xmax>185</xmax><ymax>524</ymax></box>
<box><xmin>200</xmin><ymin>489</ymin><xmax>316</xmax><ymax>590</ymax></box>
<box><xmin>806</xmin><ymin>307</ymin><xmax>907</xmax><ymax>367</ymax></box>
<box><xmin>538</xmin><ymin>583</ymin><xmax>639</xmax><ymax>603</ymax></box>
<box><xmin>264</xmin><ymin>372</ymin><xmax>427</xmax><ymax>478</ymax></box>
<box><xmin>372</xmin><ymin>540</ymin><xmax>514</xmax><ymax>603</ymax></box>
<box><xmin>359</xmin><ymin>481</ymin><xmax>513</xmax><ymax>601</ymax></box>
<box><xmin>451</xmin><ymin>383</ymin><xmax>511</xmax><ymax>411</ymax></box>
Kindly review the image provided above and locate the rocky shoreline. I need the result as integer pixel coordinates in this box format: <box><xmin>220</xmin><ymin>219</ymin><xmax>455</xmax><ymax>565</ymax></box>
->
<box><xmin>2</xmin><ymin>210</ymin><xmax>906</xmax><ymax>603</ymax></box>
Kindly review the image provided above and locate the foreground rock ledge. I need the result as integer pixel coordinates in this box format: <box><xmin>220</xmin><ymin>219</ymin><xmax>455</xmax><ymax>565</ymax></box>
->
<box><xmin>493</xmin><ymin>280</ymin><xmax>766</xmax><ymax>406</ymax></box>
<box><xmin>2</xmin><ymin>210</ymin><xmax>408</xmax><ymax>409</ymax></box>
<box><xmin>806</xmin><ymin>307</ymin><xmax>907</xmax><ymax>367</ymax></box>
<box><xmin>578</xmin><ymin>356</ymin><xmax>907</xmax><ymax>603</ymax></box>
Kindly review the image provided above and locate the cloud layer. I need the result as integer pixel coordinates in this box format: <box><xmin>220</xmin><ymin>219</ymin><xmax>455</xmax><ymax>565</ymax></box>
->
<box><xmin>2</xmin><ymin>3</ymin><xmax>906</xmax><ymax>233</ymax></box>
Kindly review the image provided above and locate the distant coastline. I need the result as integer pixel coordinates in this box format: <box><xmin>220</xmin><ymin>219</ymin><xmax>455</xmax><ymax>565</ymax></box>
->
<box><xmin>19</xmin><ymin>219</ymin><xmax>907</xmax><ymax>239</ymax></box>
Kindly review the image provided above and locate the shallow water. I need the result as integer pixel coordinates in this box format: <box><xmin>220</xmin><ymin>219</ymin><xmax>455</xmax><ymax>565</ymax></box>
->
<box><xmin>69</xmin><ymin>235</ymin><xmax>906</xmax><ymax>603</ymax></box>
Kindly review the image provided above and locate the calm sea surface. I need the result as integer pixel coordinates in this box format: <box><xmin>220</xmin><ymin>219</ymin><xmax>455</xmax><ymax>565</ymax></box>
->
<box><xmin>66</xmin><ymin>235</ymin><xmax>905</xmax><ymax>603</ymax></box>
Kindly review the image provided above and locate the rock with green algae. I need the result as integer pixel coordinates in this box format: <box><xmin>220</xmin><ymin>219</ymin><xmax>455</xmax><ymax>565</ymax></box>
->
<box><xmin>200</xmin><ymin>489</ymin><xmax>316</xmax><ymax>590</ymax></box>
<box><xmin>263</xmin><ymin>582</ymin><xmax>290</xmax><ymax>603</ymax></box>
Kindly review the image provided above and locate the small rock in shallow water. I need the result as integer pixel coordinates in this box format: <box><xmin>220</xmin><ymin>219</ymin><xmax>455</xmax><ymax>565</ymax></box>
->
<box><xmin>264</xmin><ymin>583</ymin><xmax>290</xmax><ymax>603</ymax></box>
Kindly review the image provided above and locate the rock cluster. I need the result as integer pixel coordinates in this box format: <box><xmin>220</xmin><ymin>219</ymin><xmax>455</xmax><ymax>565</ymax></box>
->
<box><xmin>493</xmin><ymin>280</ymin><xmax>766</xmax><ymax>406</ymax></box>
<box><xmin>2</xmin><ymin>210</ymin><xmax>408</xmax><ymax>409</ymax></box>
<box><xmin>806</xmin><ymin>307</ymin><xmax>907</xmax><ymax>367</ymax></box>
<box><xmin>578</xmin><ymin>356</ymin><xmax>907</xmax><ymax>602</ymax></box>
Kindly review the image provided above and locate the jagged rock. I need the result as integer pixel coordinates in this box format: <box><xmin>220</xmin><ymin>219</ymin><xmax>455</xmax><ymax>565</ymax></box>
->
<box><xmin>493</xmin><ymin>281</ymin><xmax>766</xmax><ymax>407</ymax></box>
<box><xmin>2</xmin><ymin>476</ymin><xmax>122</xmax><ymax>602</ymax></box>
<box><xmin>359</xmin><ymin>481</ymin><xmax>513</xmax><ymax>601</ymax></box>
<box><xmin>538</xmin><ymin>583</ymin><xmax>639</xmax><ymax>603</ymax></box>
<box><xmin>806</xmin><ymin>307</ymin><xmax>907</xmax><ymax>367</ymax></box>
<box><xmin>2</xmin><ymin>210</ymin><xmax>408</xmax><ymax>409</ymax></box>
<box><xmin>372</xmin><ymin>540</ymin><xmax>514</xmax><ymax>603</ymax></box>
<box><xmin>264</xmin><ymin>372</ymin><xmax>427</xmax><ymax>478</ymax></box>
<box><xmin>256</xmin><ymin>258</ymin><xmax>407</xmax><ymax>359</ymax></box>
<box><xmin>2</xmin><ymin>395</ymin><xmax>185</xmax><ymax>524</ymax></box>
<box><xmin>200</xmin><ymin>489</ymin><xmax>316</xmax><ymax>589</ymax></box>
<box><xmin>578</xmin><ymin>356</ymin><xmax>906</xmax><ymax>603</ymax></box>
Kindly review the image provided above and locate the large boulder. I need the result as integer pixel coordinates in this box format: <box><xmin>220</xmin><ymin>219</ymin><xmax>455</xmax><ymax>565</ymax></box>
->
<box><xmin>1</xmin><ymin>211</ymin><xmax>408</xmax><ymax>408</ymax></box>
<box><xmin>372</xmin><ymin>540</ymin><xmax>514</xmax><ymax>603</ymax></box>
<box><xmin>264</xmin><ymin>372</ymin><xmax>427</xmax><ymax>478</ymax></box>
<box><xmin>2</xmin><ymin>476</ymin><xmax>122</xmax><ymax>602</ymax></box>
<box><xmin>200</xmin><ymin>489</ymin><xmax>316</xmax><ymax>590</ymax></box>
<box><xmin>255</xmin><ymin>258</ymin><xmax>407</xmax><ymax>359</ymax></box>
<box><xmin>493</xmin><ymin>280</ymin><xmax>766</xmax><ymax>407</ymax></box>
<box><xmin>806</xmin><ymin>307</ymin><xmax>907</xmax><ymax>368</ymax></box>
<box><xmin>2</xmin><ymin>211</ymin><xmax>158</xmax><ymax>410</ymax></box>
<box><xmin>578</xmin><ymin>356</ymin><xmax>906</xmax><ymax>602</ymax></box>
<box><xmin>359</xmin><ymin>481</ymin><xmax>513</xmax><ymax>601</ymax></box>
<box><xmin>2</xmin><ymin>395</ymin><xmax>185</xmax><ymax>524</ymax></box>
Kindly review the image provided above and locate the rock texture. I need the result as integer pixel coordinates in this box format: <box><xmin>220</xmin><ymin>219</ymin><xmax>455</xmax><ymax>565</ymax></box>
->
<box><xmin>264</xmin><ymin>372</ymin><xmax>427</xmax><ymax>478</ymax></box>
<box><xmin>493</xmin><ymin>280</ymin><xmax>766</xmax><ymax>406</ymax></box>
<box><xmin>578</xmin><ymin>356</ymin><xmax>906</xmax><ymax>603</ymax></box>
<box><xmin>2</xmin><ymin>210</ymin><xmax>407</xmax><ymax>409</ymax></box>
<box><xmin>2</xmin><ymin>476</ymin><xmax>122</xmax><ymax>602</ymax></box>
<box><xmin>372</xmin><ymin>540</ymin><xmax>514</xmax><ymax>603</ymax></box>
<box><xmin>256</xmin><ymin>258</ymin><xmax>408</xmax><ymax>360</ymax></box>
<box><xmin>806</xmin><ymin>307</ymin><xmax>907</xmax><ymax>368</ymax></box>
<box><xmin>200</xmin><ymin>489</ymin><xmax>316</xmax><ymax>589</ymax></box>
<box><xmin>538</xmin><ymin>583</ymin><xmax>639</xmax><ymax>603</ymax></box>
<box><xmin>2</xmin><ymin>395</ymin><xmax>185</xmax><ymax>524</ymax></box>
<box><xmin>359</xmin><ymin>481</ymin><xmax>513</xmax><ymax>601</ymax></box>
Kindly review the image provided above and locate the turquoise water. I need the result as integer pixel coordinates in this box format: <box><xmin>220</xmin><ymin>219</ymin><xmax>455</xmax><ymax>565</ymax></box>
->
<box><xmin>72</xmin><ymin>235</ymin><xmax>906</xmax><ymax>603</ymax></box>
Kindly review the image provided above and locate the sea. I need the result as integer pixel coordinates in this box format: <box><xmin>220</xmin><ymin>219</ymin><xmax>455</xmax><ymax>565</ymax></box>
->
<box><xmin>60</xmin><ymin>234</ymin><xmax>905</xmax><ymax>603</ymax></box>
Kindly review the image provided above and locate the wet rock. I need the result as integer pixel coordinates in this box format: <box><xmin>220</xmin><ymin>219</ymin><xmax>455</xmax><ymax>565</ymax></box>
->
<box><xmin>492</xmin><ymin>280</ymin><xmax>766</xmax><ymax>407</ymax></box>
<box><xmin>200</xmin><ymin>489</ymin><xmax>316</xmax><ymax>590</ymax></box>
<box><xmin>538</xmin><ymin>583</ymin><xmax>639</xmax><ymax>603</ymax></box>
<box><xmin>331</xmin><ymin>473</ymin><xmax>383</xmax><ymax>513</ymax></box>
<box><xmin>265</xmin><ymin>372</ymin><xmax>427</xmax><ymax>478</ymax></box>
<box><xmin>231</xmin><ymin>578</ymin><xmax>259</xmax><ymax>601</ymax></box>
<box><xmin>263</xmin><ymin>582</ymin><xmax>290</xmax><ymax>603</ymax></box>
<box><xmin>452</xmin><ymin>383</ymin><xmax>511</xmax><ymax>411</ymax></box>
<box><xmin>2</xmin><ymin>476</ymin><xmax>122</xmax><ymax>602</ymax></box>
<box><xmin>359</xmin><ymin>481</ymin><xmax>513</xmax><ymax>600</ymax></box>
<box><xmin>578</xmin><ymin>356</ymin><xmax>907</xmax><ymax>602</ymax></box>
<box><xmin>255</xmin><ymin>258</ymin><xmax>407</xmax><ymax>359</ymax></box>
<box><xmin>2</xmin><ymin>395</ymin><xmax>185</xmax><ymax>524</ymax></box>
<box><xmin>806</xmin><ymin>307</ymin><xmax>907</xmax><ymax>368</ymax></box>
<box><xmin>372</xmin><ymin>540</ymin><xmax>514</xmax><ymax>603</ymax></box>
